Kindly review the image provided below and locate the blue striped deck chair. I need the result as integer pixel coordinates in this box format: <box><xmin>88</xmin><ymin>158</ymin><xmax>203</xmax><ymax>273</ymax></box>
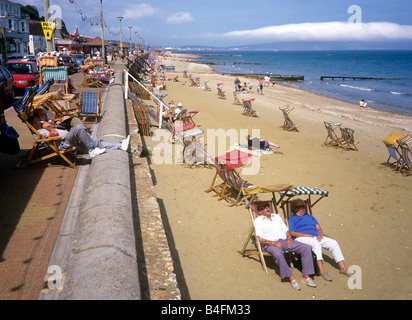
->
<box><xmin>41</xmin><ymin>66</ymin><xmax>69</xmax><ymax>93</ymax></box>
<box><xmin>277</xmin><ymin>187</ymin><xmax>329</xmax><ymax>221</ymax></box>
<box><xmin>77</xmin><ymin>91</ymin><xmax>101</xmax><ymax>123</ymax></box>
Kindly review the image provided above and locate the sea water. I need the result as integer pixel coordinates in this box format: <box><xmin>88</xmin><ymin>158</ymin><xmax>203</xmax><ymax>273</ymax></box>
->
<box><xmin>182</xmin><ymin>50</ymin><xmax>412</xmax><ymax>117</ymax></box>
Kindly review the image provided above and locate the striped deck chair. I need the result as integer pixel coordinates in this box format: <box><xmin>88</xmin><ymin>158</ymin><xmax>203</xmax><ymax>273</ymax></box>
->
<box><xmin>217</xmin><ymin>86</ymin><xmax>226</xmax><ymax>99</ymax></box>
<box><xmin>77</xmin><ymin>91</ymin><xmax>101</xmax><ymax>123</ymax></box>
<box><xmin>12</xmin><ymin>86</ymin><xmax>76</xmax><ymax>168</ymax></box>
<box><xmin>339</xmin><ymin>127</ymin><xmax>359</xmax><ymax>151</ymax></box>
<box><xmin>41</xmin><ymin>66</ymin><xmax>69</xmax><ymax>93</ymax></box>
<box><xmin>203</xmin><ymin>80</ymin><xmax>212</xmax><ymax>91</ymax></box>
<box><xmin>242</xmin><ymin>98</ymin><xmax>258</xmax><ymax>117</ymax></box>
<box><xmin>382</xmin><ymin>132</ymin><xmax>404</xmax><ymax>170</ymax></box>
<box><xmin>277</xmin><ymin>187</ymin><xmax>329</xmax><ymax>221</ymax></box>
<box><xmin>396</xmin><ymin>134</ymin><xmax>412</xmax><ymax>176</ymax></box>
<box><xmin>323</xmin><ymin>121</ymin><xmax>342</xmax><ymax>147</ymax></box>
<box><xmin>233</xmin><ymin>92</ymin><xmax>242</xmax><ymax>105</ymax></box>
<box><xmin>176</xmin><ymin>127</ymin><xmax>204</xmax><ymax>164</ymax></box>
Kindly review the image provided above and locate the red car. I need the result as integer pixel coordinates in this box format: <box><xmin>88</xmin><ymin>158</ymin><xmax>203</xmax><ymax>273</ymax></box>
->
<box><xmin>61</xmin><ymin>55</ymin><xmax>77</xmax><ymax>74</ymax></box>
<box><xmin>3</xmin><ymin>60</ymin><xmax>40</xmax><ymax>95</ymax></box>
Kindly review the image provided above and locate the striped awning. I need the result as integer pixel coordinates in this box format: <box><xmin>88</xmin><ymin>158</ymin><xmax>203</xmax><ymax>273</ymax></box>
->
<box><xmin>281</xmin><ymin>187</ymin><xmax>329</xmax><ymax>197</ymax></box>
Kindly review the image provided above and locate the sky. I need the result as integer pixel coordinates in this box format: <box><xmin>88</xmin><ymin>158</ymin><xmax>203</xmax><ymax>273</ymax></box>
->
<box><xmin>17</xmin><ymin>0</ymin><xmax>412</xmax><ymax>49</ymax></box>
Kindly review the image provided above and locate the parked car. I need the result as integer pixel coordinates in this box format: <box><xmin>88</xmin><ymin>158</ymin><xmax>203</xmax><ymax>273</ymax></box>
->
<box><xmin>0</xmin><ymin>65</ymin><xmax>16</xmax><ymax>107</ymax></box>
<box><xmin>70</xmin><ymin>53</ymin><xmax>84</xmax><ymax>70</ymax></box>
<box><xmin>21</xmin><ymin>55</ymin><xmax>37</xmax><ymax>64</ymax></box>
<box><xmin>3</xmin><ymin>60</ymin><xmax>40</xmax><ymax>96</ymax></box>
<box><xmin>61</xmin><ymin>55</ymin><xmax>77</xmax><ymax>74</ymax></box>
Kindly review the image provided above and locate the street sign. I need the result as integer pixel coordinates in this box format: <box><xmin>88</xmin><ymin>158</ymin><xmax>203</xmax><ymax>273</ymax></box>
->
<box><xmin>41</xmin><ymin>22</ymin><xmax>55</xmax><ymax>40</ymax></box>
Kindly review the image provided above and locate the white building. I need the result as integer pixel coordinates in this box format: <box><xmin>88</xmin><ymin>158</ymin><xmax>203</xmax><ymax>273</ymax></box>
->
<box><xmin>0</xmin><ymin>0</ymin><xmax>30</xmax><ymax>63</ymax></box>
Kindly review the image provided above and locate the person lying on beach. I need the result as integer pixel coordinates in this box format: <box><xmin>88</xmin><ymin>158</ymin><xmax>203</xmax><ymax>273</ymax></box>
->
<box><xmin>247</xmin><ymin>135</ymin><xmax>279</xmax><ymax>149</ymax></box>
<box><xmin>30</xmin><ymin>107</ymin><xmax>130</xmax><ymax>158</ymax></box>
<box><xmin>288</xmin><ymin>198</ymin><xmax>354</xmax><ymax>281</ymax></box>
<box><xmin>254</xmin><ymin>201</ymin><xmax>316</xmax><ymax>290</ymax></box>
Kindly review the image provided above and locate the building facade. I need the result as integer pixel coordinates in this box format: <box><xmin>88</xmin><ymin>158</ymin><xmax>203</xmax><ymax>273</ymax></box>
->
<box><xmin>0</xmin><ymin>0</ymin><xmax>30</xmax><ymax>63</ymax></box>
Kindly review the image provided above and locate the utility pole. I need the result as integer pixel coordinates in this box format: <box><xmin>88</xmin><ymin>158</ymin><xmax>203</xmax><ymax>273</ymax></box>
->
<box><xmin>43</xmin><ymin>0</ymin><xmax>54</xmax><ymax>52</ymax></box>
<box><xmin>100</xmin><ymin>0</ymin><xmax>106</xmax><ymax>64</ymax></box>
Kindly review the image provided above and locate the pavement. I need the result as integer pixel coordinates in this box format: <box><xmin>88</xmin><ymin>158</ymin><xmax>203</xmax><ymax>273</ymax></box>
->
<box><xmin>0</xmin><ymin>59</ymin><xmax>180</xmax><ymax>300</ymax></box>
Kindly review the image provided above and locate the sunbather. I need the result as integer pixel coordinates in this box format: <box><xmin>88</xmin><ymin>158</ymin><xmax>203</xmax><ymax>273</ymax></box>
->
<box><xmin>247</xmin><ymin>135</ymin><xmax>279</xmax><ymax>149</ymax></box>
<box><xmin>30</xmin><ymin>108</ymin><xmax>130</xmax><ymax>158</ymax></box>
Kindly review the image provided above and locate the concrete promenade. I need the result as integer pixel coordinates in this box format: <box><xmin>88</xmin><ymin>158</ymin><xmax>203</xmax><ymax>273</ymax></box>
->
<box><xmin>0</xmin><ymin>59</ymin><xmax>180</xmax><ymax>300</ymax></box>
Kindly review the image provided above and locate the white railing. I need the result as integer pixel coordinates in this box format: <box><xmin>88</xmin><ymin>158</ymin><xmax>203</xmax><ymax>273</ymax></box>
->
<box><xmin>124</xmin><ymin>69</ymin><xmax>168</xmax><ymax>128</ymax></box>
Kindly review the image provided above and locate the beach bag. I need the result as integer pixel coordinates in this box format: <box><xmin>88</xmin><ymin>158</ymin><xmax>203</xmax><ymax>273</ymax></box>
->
<box><xmin>0</xmin><ymin>123</ymin><xmax>21</xmax><ymax>155</ymax></box>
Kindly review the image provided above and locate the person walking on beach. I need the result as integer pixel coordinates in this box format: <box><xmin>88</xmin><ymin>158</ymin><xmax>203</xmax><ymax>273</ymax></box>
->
<box><xmin>259</xmin><ymin>79</ymin><xmax>264</xmax><ymax>95</ymax></box>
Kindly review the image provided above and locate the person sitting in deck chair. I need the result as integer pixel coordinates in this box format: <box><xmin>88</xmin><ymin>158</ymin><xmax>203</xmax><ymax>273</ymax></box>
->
<box><xmin>30</xmin><ymin>108</ymin><xmax>130</xmax><ymax>158</ymax></box>
<box><xmin>288</xmin><ymin>198</ymin><xmax>354</xmax><ymax>281</ymax></box>
<box><xmin>254</xmin><ymin>202</ymin><xmax>317</xmax><ymax>290</ymax></box>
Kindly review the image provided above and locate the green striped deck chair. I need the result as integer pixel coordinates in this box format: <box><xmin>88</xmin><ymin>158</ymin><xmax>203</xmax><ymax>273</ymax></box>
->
<box><xmin>41</xmin><ymin>66</ymin><xmax>69</xmax><ymax>93</ymax></box>
<box><xmin>278</xmin><ymin>187</ymin><xmax>329</xmax><ymax>221</ymax></box>
<box><xmin>77</xmin><ymin>91</ymin><xmax>101</xmax><ymax>123</ymax></box>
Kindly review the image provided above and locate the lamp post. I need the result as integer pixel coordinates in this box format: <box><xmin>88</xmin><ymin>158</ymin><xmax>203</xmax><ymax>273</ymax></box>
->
<box><xmin>117</xmin><ymin>16</ymin><xmax>123</xmax><ymax>52</ymax></box>
<box><xmin>134</xmin><ymin>31</ymin><xmax>138</xmax><ymax>52</ymax></box>
<box><xmin>128</xmin><ymin>26</ymin><xmax>132</xmax><ymax>56</ymax></box>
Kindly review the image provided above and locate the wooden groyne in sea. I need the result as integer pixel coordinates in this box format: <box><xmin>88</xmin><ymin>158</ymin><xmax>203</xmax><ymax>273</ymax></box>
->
<box><xmin>320</xmin><ymin>76</ymin><xmax>399</xmax><ymax>81</ymax></box>
<box><xmin>221</xmin><ymin>73</ymin><xmax>304</xmax><ymax>82</ymax></box>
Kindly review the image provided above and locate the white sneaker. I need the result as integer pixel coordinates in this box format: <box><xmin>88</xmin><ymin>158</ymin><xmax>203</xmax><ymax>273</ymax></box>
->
<box><xmin>89</xmin><ymin>147</ymin><xmax>106</xmax><ymax>158</ymax></box>
<box><xmin>301</xmin><ymin>277</ymin><xmax>317</xmax><ymax>288</ymax></box>
<box><xmin>121</xmin><ymin>135</ymin><xmax>130</xmax><ymax>151</ymax></box>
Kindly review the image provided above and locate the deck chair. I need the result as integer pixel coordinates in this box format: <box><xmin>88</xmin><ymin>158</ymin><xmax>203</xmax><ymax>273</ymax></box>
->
<box><xmin>189</xmin><ymin>75</ymin><xmax>200</xmax><ymax>87</ymax></box>
<box><xmin>12</xmin><ymin>87</ymin><xmax>76</xmax><ymax>168</ymax></box>
<box><xmin>382</xmin><ymin>132</ymin><xmax>404</xmax><ymax>170</ymax></box>
<box><xmin>396</xmin><ymin>134</ymin><xmax>412</xmax><ymax>176</ymax></box>
<box><xmin>279</xmin><ymin>105</ymin><xmax>299</xmax><ymax>132</ymax></box>
<box><xmin>203</xmin><ymin>80</ymin><xmax>211</xmax><ymax>91</ymax></box>
<box><xmin>339</xmin><ymin>127</ymin><xmax>359</xmax><ymax>151</ymax></box>
<box><xmin>242</xmin><ymin>98</ymin><xmax>258</xmax><ymax>117</ymax></box>
<box><xmin>79</xmin><ymin>66</ymin><xmax>103</xmax><ymax>88</ymax></box>
<box><xmin>232</xmin><ymin>92</ymin><xmax>242</xmax><ymax>105</ymax></box>
<box><xmin>323</xmin><ymin>121</ymin><xmax>342</xmax><ymax>147</ymax></box>
<box><xmin>277</xmin><ymin>187</ymin><xmax>329</xmax><ymax>222</ymax></box>
<box><xmin>204</xmin><ymin>150</ymin><xmax>252</xmax><ymax>200</ymax></box>
<box><xmin>133</xmin><ymin>101</ymin><xmax>152</xmax><ymax>137</ymax></box>
<box><xmin>214</xmin><ymin>150</ymin><xmax>253</xmax><ymax>206</ymax></box>
<box><xmin>77</xmin><ymin>91</ymin><xmax>101</xmax><ymax>123</ymax></box>
<box><xmin>41</xmin><ymin>66</ymin><xmax>69</xmax><ymax>94</ymax></box>
<box><xmin>175</xmin><ymin>126</ymin><xmax>204</xmax><ymax>164</ymax></box>
<box><xmin>238</xmin><ymin>199</ymin><xmax>294</xmax><ymax>275</ymax></box>
<box><xmin>217</xmin><ymin>86</ymin><xmax>226</xmax><ymax>99</ymax></box>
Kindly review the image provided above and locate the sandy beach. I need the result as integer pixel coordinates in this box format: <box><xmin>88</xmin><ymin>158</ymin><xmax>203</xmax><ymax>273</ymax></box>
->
<box><xmin>140</xmin><ymin>52</ymin><xmax>411</xmax><ymax>300</ymax></box>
